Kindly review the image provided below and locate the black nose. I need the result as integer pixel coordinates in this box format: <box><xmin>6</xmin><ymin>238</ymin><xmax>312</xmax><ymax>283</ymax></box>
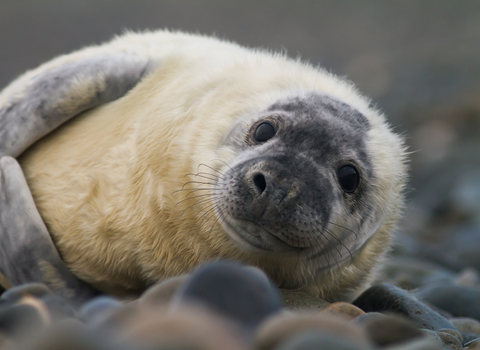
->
<box><xmin>253</xmin><ymin>173</ymin><xmax>267</xmax><ymax>195</ymax></box>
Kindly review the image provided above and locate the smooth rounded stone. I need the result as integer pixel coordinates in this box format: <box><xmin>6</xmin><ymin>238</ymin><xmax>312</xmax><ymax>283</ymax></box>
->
<box><xmin>465</xmin><ymin>338</ymin><xmax>480</xmax><ymax>349</ymax></box>
<box><xmin>352</xmin><ymin>283</ymin><xmax>459</xmax><ymax>331</ymax></box>
<box><xmin>274</xmin><ymin>331</ymin><xmax>373</xmax><ymax>350</ymax></box>
<box><xmin>279</xmin><ymin>289</ymin><xmax>330</xmax><ymax>312</ymax></box>
<box><xmin>0</xmin><ymin>283</ymin><xmax>52</xmax><ymax>303</ymax></box>
<box><xmin>351</xmin><ymin>312</ymin><xmax>387</xmax><ymax>325</ymax></box>
<box><xmin>455</xmin><ymin>268</ymin><xmax>480</xmax><ymax>287</ymax></box>
<box><xmin>41</xmin><ymin>295</ymin><xmax>76</xmax><ymax>321</ymax></box>
<box><xmin>419</xmin><ymin>329</ymin><xmax>443</xmax><ymax>348</ymax></box>
<box><xmin>381</xmin><ymin>256</ymin><xmax>457</xmax><ymax>289</ymax></box>
<box><xmin>361</xmin><ymin>313</ymin><xmax>423</xmax><ymax>347</ymax></box>
<box><xmin>125</xmin><ymin>307</ymin><xmax>247</xmax><ymax>350</ymax></box>
<box><xmin>436</xmin><ymin>328</ymin><xmax>463</xmax><ymax>344</ymax></box>
<box><xmin>382</xmin><ymin>338</ymin><xmax>442</xmax><ymax>350</ymax></box>
<box><xmin>450</xmin><ymin>318</ymin><xmax>480</xmax><ymax>335</ymax></box>
<box><xmin>173</xmin><ymin>261</ymin><xmax>281</xmax><ymax>330</ymax></box>
<box><xmin>415</xmin><ymin>283</ymin><xmax>480</xmax><ymax>320</ymax></box>
<box><xmin>139</xmin><ymin>275</ymin><xmax>190</xmax><ymax>308</ymax></box>
<box><xmin>318</xmin><ymin>302</ymin><xmax>364</xmax><ymax>320</ymax></box>
<box><xmin>0</xmin><ymin>303</ymin><xmax>44</xmax><ymax>336</ymax></box>
<box><xmin>462</xmin><ymin>333</ymin><xmax>480</xmax><ymax>345</ymax></box>
<box><xmin>88</xmin><ymin>302</ymin><xmax>140</xmax><ymax>335</ymax></box>
<box><xmin>79</xmin><ymin>296</ymin><xmax>122</xmax><ymax>324</ymax></box>
<box><xmin>255</xmin><ymin>313</ymin><xmax>370</xmax><ymax>350</ymax></box>
<box><xmin>436</xmin><ymin>331</ymin><xmax>462</xmax><ymax>350</ymax></box>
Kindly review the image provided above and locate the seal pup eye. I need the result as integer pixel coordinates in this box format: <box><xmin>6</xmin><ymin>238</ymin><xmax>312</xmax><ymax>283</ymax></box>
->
<box><xmin>254</xmin><ymin>122</ymin><xmax>276</xmax><ymax>142</ymax></box>
<box><xmin>337</xmin><ymin>165</ymin><xmax>359</xmax><ymax>193</ymax></box>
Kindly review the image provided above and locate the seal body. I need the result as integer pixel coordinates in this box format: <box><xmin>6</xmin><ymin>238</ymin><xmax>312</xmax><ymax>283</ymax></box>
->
<box><xmin>13</xmin><ymin>30</ymin><xmax>406</xmax><ymax>300</ymax></box>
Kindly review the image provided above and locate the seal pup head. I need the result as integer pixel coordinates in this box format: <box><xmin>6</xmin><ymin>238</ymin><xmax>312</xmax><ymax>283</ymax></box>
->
<box><xmin>191</xmin><ymin>90</ymin><xmax>406</xmax><ymax>300</ymax></box>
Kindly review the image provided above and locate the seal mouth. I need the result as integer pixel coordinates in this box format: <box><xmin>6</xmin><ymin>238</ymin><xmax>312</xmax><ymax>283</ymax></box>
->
<box><xmin>221</xmin><ymin>215</ymin><xmax>309</xmax><ymax>254</ymax></box>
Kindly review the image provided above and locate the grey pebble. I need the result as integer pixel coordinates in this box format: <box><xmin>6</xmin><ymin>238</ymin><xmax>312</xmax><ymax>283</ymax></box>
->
<box><xmin>274</xmin><ymin>331</ymin><xmax>373</xmax><ymax>350</ymax></box>
<box><xmin>0</xmin><ymin>283</ymin><xmax>52</xmax><ymax>303</ymax></box>
<box><xmin>351</xmin><ymin>312</ymin><xmax>387</xmax><ymax>325</ymax></box>
<box><xmin>465</xmin><ymin>338</ymin><xmax>480</xmax><ymax>349</ymax></box>
<box><xmin>436</xmin><ymin>328</ymin><xmax>463</xmax><ymax>344</ymax></box>
<box><xmin>450</xmin><ymin>318</ymin><xmax>480</xmax><ymax>335</ymax></box>
<box><xmin>420</xmin><ymin>329</ymin><xmax>443</xmax><ymax>348</ymax></box>
<box><xmin>416</xmin><ymin>283</ymin><xmax>480</xmax><ymax>320</ymax></box>
<box><xmin>352</xmin><ymin>283</ymin><xmax>459</xmax><ymax>331</ymax></box>
<box><xmin>383</xmin><ymin>338</ymin><xmax>443</xmax><ymax>350</ymax></box>
<box><xmin>79</xmin><ymin>296</ymin><xmax>122</xmax><ymax>324</ymax></box>
<box><xmin>462</xmin><ymin>333</ymin><xmax>480</xmax><ymax>345</ymax></box>
<box><xmin>436</xmin><ymin>331</ymin><xmax>463</xmax><ymax>350</ymax></box>
<box><xmin>361</xmin><ymin>314</ymin><xmax>423</xmax><ymax>347</ymax></box>
<box><xmin>278</xmin><ymin>289</ymin><xmax>330</xmax><ymax>312</ymax></box>
<box><xmin>139</xmin><ymin>275</ymin><xmax>190</xmax><ymax>308</ymax></box>
<box><xmin>454</xmin><ymin>268</ymin><xmax>480</xmax><ymax>287</ymax></box>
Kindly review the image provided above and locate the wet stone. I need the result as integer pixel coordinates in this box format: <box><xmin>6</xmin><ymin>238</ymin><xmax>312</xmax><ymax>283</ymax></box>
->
<box><xmin>0</xmin><ymin>283</ymin><xmax>52</xmax><ymax>304</ymax></box>
<box><xmin>173</xmin><ymin>261</ymin><xmax>281</xmax><ymax>331</ymax></box>
<box><xmin>351</xmin><ymin>312</ymin><xmax>387</xmax><ymax>325</ymax></box>
<box><xmin>274</xmin><ymin>331</ymin><xmax>373</xmax><ymax>350</ymax></box>
<box><xmin>462</xmin><ymin>332</ymin><xmax>480</xmax><ymax>345</ymax></box>
<box><xmin>352</xmin><ymin>283</ymin><xmax>458</xmax><ymax>331</ymax></box>
<box><xmin>454</xmin><ymin>268</ymin><xmax>480</xmax><ymax>287</ymax></box>
<box><xmin>382</xmin><ymin>337</ymin><xmax>442</xmax><ymax>350</ymax></box>
<box><xmin>318</xmin><ymin>302</ymin><xmax>364</xmax><ymax>320</ymax></box>
<box><xmin>79</xmin><ymin>296</ymin><xmax>122</xmax><ymax>324</ymax></box>
<box><xmin>0</xmin><ymin>303</ymin><xmax>44</xmax><ymax>336</ymax></box>
<box><xmin>450</xmin><ymin>318</ymin><xmax>480</xmax><ymax>335</ymax></box>
<box><xmin>436</xmin><ymin>330</ymin><xmax>462</xmax><ymax>350</ymax></box>
<box><xmin>279</xmin><ymin>289</ymin><xmax>330</xmax><ymax>312</ymax></box>
<box><xmin>465</xmin><ymin>338</ymin><xmax>480</xmax><ymax>349</ymax></box>
<box><xmin>416</xmin><ymin>283</ymin><xmax>480</xmax><ymax>320</ymax></box>
<box><xmin>139</xmin><ymin>275</ymin><xmax>190</xmax><ymax>308</ymax></box>
<box><xmin>255</xmin><ymin>313</ymin><xmax>370</xmax><ymax>350</ymax></box>
<box><xmin>436</xmin><ymin>328</ymin><xmax>463</xmax><ymax>344</ymax></box>
<box><xmin>419</xmin><ymin>329</ymin><xmax>443</xmax><ymax>348</ymax></box>
<box><xmin>361</xmin><ymin>314</ymin><xmax>423</xmax><ymax>347</ymax></box>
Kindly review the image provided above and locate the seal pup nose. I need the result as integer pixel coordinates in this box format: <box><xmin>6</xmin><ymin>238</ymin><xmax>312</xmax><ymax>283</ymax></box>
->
<box><xmin>252</xmin><ymin>173</ymin><xmax>267</xmax><ymax>195</ymax></box>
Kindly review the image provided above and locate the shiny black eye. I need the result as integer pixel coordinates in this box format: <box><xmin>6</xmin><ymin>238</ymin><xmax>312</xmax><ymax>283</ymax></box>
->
<box><xmin>337</xmin><ymin>165</ymin><xmax>359</xmax><ymax>193</ymax></box>
<box><xmin>254</xmin><ymin>122</ymin><xmax>276</xmax><ymax>142</ymax></box>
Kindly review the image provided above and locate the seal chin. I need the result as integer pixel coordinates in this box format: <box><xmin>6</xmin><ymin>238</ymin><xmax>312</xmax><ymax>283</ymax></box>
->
<box><xmin>221</xmin><ymin>215</ymin><xmax>307</xmax><ymax>254</ymax></box>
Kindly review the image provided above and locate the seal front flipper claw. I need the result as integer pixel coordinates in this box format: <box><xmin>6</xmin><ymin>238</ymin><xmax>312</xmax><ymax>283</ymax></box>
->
<box><xmin>0</xmin><ymin>156</ymin><xmax>100</xmax><ymax>304</ymax></box>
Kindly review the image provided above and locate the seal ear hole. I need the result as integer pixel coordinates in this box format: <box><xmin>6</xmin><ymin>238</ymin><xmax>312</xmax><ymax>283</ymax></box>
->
<box><xmin>253</xmin><ymin>122</ymin><xmax>276</xmax><ymax>143</ymax></box>
<box><xmin>337</xmin><ymin>165</ymin><xmax>359</xmax><ymax>193</ymax></box>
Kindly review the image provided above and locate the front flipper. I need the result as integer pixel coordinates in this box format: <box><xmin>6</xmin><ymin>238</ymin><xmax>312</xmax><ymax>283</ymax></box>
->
<box><xmin>0</xmin><ymin>156</ymin><xmax>99</xmax><ymax>303</ymax></box>
<box><xmin>0</xmin><ymin>53</ymin><xmax>154</xmax><ymax>158</ymax></box>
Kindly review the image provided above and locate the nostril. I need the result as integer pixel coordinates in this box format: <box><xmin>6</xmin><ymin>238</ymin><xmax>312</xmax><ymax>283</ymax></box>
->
<box><xmin>253</xmin><ymin>173</ymin><xmax>267</xmax><ymax>194</ymax></box>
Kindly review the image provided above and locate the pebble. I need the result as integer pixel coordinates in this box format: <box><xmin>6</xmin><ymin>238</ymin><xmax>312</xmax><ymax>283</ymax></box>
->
<box><xmin>125</xmin><ymin>306</ymin><xmax>247</xmax><ymax>350</ymax></box>
<box><xmin>318</xmin><ymin>302</ymin><xmax>364</xmax><ymax>321</ymax></box>
<box><xmin>360</xmin><ymin>313</ymin><xmax>423</xmax><ymax>347</ymax></box>
<box><xmin>436</xmin><ymin>328</ymin><xmax>463</xmax><ymax>344</ymax></box>
<box><xmin>351</xmin><ymin>312</ymin><xmax>387</xmax><ymax>325</ymax></box>
<box><xmin>274</xmin><ymin>331</ymin><xmax>373</xmax><ymax>350</ymax></box>
<box><xmin>454</xmin><ymin>268</ymin><xmax>480</xmax><ymax>287</ymax></box>
<box><xmin>416</xmin><ymin>283</ymin><xmax>480</xmax><ymax>320</ymax></box>
<box><xmin>138</xmin><ymin>275</ymin><xmax>189</xmax><ymax>308</ymax></box>
<box><xmin>465</xmin><ymin>338</ymin><xmax>480</xmax><ymax>349</ymax></box>
<box><xmin>462</xmin><ymin>333</ymin><xmax>480</xmax><ymax>344</ymax></box>
<box><xmin>450</xmin><ymin>318</ymin><xmax>480</xmax><ymax>335</ymax></box>
<box><xmin>79</xmin><ymin>296</ymin><xmax>122</xmax><ymax>324</ymax></box>
<box><xmin>352</xmin><ymin>283</ymin><xmax>459</xmax><ymax>331</ymax></box>
<box><xmin>255</xmin><ymin>313</ymin><xmax>370</xmax><ymax>350</ymax></box>
<box><xmin>419</xmin><ymin>329</ymin><xmax>443</xmax><ymax>348</ymax></box>
<box><xmin>173</xmin><ymin>261</ymin><xmax>281</xmax><ymax>330</ymax></box>
<box><xmin>279</xmin><ymin>289</ymin><xmax>330</xmax><ymax>312</ymax></box>
<box><xmin>436</xmin><ymin>330</ymin><xmax>463</xmax><ymax>349</ymax></box>
<box><xmin>383</xmin><ymin>337</ymin><xmax>442</xmax><ymax>350</ymax></box>
<box><xmin>0</xmin><ymin>303</ymin><xmax>44</xmax><ymax>336</ymax></box>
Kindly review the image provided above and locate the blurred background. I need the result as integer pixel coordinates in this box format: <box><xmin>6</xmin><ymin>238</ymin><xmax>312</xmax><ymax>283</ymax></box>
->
<box><xmin>1</xmin><ymin>0</ymin><xmax>480</xmax><ymax>281</ymax></box>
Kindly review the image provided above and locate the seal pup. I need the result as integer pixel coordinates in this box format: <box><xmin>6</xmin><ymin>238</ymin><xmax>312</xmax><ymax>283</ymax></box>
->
<box><xmin>0</xmin><ymin>30</ymin><xmax>407</xmax><ymax>301</ymax></box>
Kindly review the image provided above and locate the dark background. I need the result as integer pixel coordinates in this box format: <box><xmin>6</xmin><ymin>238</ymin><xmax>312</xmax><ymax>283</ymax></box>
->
<box><xmin>1</xmin><ymin>0</ymin><xmax>480</xmax><ymax>245</ymax></box>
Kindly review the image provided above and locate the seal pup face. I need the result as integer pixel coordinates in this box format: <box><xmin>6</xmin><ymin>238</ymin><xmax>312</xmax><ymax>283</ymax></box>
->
<box><xmin>212</xmin><ymin>91</ymin><xmax>379</xmax><ymax>274</ymax></box>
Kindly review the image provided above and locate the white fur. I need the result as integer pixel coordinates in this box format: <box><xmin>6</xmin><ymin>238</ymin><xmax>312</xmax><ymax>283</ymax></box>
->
<box><xmin>2</xmin><ymin>30</ymin><xmax>407</xmax><ymax>299</ymax></box>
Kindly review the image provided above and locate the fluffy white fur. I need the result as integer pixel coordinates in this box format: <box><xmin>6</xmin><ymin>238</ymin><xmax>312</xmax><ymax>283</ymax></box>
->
<box><xmin>4</xmin><ymin>30</ymin><xmax>407</xmax><ymax>300</ymax></box>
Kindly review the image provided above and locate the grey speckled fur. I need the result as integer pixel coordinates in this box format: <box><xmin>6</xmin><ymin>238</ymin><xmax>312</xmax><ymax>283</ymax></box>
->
<box><xmin>0</xmin><ymin>53</ymin><xmax>154</xmax><ymax>301</ymax></box>
<box><xmin>0</xmin><ymin>53</ymin><xmax>153</xmax><ymax>158</ymax></box>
